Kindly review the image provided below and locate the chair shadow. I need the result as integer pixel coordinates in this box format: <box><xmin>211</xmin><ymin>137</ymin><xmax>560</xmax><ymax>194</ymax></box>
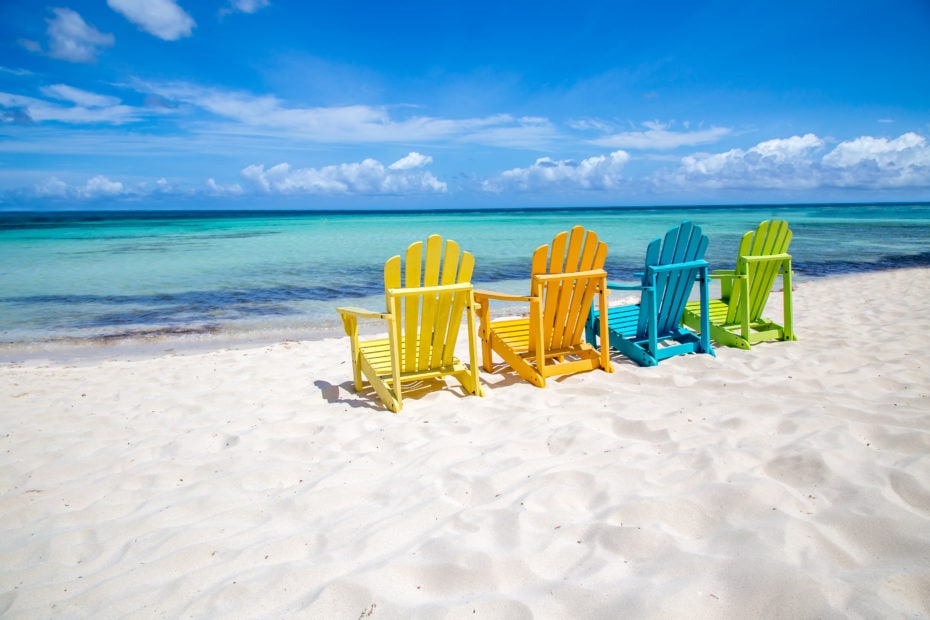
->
<box><xmin>314</xmin><ymin>377</ymin><xmax>479</xmax><ymax>412</ymax></box>
<box><xmin>314</xmin><ymin>379</ymin><xmax>380</xmax><ymax>411</ymax></box>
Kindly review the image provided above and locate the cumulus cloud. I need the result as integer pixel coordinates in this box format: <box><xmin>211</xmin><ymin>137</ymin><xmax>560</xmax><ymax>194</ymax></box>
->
<box><xmin>388</xmin><ymin>152</ymin><xmax>432</xmax><ymax>170</ymax></box>
<box><xmin>239</xmin><ymin>153</ymin><xmax>447</xmax><ymax>195</ymax></box>
<box><xmin>482</xmin><ymin>151</ymin><xmax>630</xmax><ymax>193</ymax></box>
<box><xmin>35</xmin><ymin>175</ymin><xmax>128</xmax><ymax>199</ymax></box>
<box><xmin>588</xmin><ymin>121</ymin><xmax>731</xmax><ymax>150</ymax></box>
<box><xmin>45</xmin><ymin>8</ymin><xmax>115</xmax><ymax>63</ymax></box>
<box><xmin>663</xmin><ymin>132</ymin><xmax>930</xmax><ymax>190</ymax></box>
<box><xmin>821</xmin><ymin>132</ymin><xmax>930</xmax><ymax>188</ymax></box>
<box><xmin>205</xmin><ymin>178</ymin><xmax>244</xmax><ymax>194</ymax></box>
<box><xmin>107</xmin><ymin>0</ymin><xmax>195</xmax><ymax>41</ymax></box>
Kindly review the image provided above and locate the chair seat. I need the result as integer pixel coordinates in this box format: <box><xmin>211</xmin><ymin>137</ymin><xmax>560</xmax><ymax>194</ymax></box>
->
<box><xmin>486</xmin><ymin>318</ymin><xmax>531</xmax><ymax>353</ymax></box>
<box><xmin>359</xmin><ymin>337</ymin><xmax>466</xmax><ymax>382</ymax></box>
<box><xmin>601</xmin><ymin>304</ymin><xmax>641</xmax><ymax>338</ymax></box>
<box><xmin>686</xmin><ymin>299</ymin><xmax>731</xmax><ymax>325</ymax></box>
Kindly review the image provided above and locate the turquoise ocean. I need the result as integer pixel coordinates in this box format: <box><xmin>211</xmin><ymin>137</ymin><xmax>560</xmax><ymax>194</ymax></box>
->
<box><xmin>2</xmin><ymin>203</ymin><xmax>930</xmax><ymax>359</ymax></box>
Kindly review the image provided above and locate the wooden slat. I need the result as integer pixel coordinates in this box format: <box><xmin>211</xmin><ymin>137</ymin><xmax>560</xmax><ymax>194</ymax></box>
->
<box><xmin>424</xmin><ymin>235</ymin><xmax>442</xmax><ymax>287</ymax></box>
<box><xmin>440</xmin><ymin>238</ymin><xmax>461</xmax><ymax>285</ymax></box>
<box><xmin>564</xmin><ymin>226</ymin><xmax>584</xmax><ymax>273</ymax></box>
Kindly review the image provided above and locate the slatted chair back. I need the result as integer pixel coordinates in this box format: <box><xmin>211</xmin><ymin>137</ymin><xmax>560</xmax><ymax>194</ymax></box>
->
<box><xmin>725</xmin><ymin>219</ymin><xmax>793</xmax><ymax>324</ymax></box>
<box><xmin>527</xmin><ymin>226</ymin><xmax>608</xmax><ymax>354</ymax></box>
<box><xmin>384</xmin><ymin>235</ymin><xmax>475</xmax><ymax>374</ymax></box>
<box><xmin>640</xmin><ymin>220</ymin><xmax>710</xmax><ymax>338</ymax></box>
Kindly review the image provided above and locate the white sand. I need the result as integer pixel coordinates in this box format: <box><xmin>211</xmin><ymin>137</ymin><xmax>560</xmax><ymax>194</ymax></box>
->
<box><xmin>2</xmin><ymin>269</ymin><xmax>929</xmax><ymax>618</ymax></box>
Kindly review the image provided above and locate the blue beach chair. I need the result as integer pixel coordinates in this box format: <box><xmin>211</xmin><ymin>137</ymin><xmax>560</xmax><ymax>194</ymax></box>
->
<box><xmin>586</xmin><ymin>221</ymin><xmax>714</xmax><ymax>366</ymax></box>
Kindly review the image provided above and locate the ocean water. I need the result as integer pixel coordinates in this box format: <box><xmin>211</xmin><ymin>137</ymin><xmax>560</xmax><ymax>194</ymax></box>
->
<box><xmin>2</xmin><ymin>203</ymin><xmax>930</xmax><ymax>358</ymax></box>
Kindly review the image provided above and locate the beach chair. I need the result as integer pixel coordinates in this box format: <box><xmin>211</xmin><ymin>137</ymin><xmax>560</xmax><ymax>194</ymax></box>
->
<box><xmin>336</xmin><ymin>235</ymin><xmax>484</xmax><ymax>412</ymax></box>
<box><xmin>585</xmin><ymin>221</ymin><xmax>715</xmax><ymax>366</ymax></box>
<box><xmin>681</xmin><ymin>219</ymin><xmax>795</xmax><ymax>349</ymax></box>
<box><xmin>474</xmin><ymin>225</ymin><xmax>613</xmax><ymax>387</ymax></box>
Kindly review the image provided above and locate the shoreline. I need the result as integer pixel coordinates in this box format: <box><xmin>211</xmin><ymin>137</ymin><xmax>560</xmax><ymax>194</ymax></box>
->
<box><xmin>2</xmin><ymin>267</ymin><xmax>930</xmax><ymax>616</ymax></box>
<box><xmin>0</xmin><ymin>266</ymin><xmax>916</xmax><ymax>365</ymax></box>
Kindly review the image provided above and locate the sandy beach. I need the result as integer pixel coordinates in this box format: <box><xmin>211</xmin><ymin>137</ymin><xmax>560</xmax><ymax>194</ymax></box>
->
<box><xmin>2</xmin><ymin>268</ymin><xmax>929</xmax><ymax>618</ymax></box>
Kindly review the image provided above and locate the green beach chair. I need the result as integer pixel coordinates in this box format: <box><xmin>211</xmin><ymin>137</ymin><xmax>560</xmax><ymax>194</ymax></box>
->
<box><xmin>586</xmin><ymin>221</ymin><xmax>714</xmax><ymax>366</ymax></box>
<box><xmin>681</xmin><ymin>219</ymin><xmax>795</xmax><ymax>349</ymax></box>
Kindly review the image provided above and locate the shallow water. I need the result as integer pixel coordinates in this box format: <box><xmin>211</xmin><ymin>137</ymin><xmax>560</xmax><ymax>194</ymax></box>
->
<box><xmin>2</xmin><ymin>203</ymin><xmax>929</xmax><ymax>358</ymax></box>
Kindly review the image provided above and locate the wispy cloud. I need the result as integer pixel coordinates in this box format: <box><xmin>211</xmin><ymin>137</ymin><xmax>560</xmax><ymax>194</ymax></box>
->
<box><xmin>107</xmin><ymin>0</ymin><xmax>195</xmax><ymax>41</ymax></box>
<box><xmin>588</xmin><ymin>121</ymin><xmax>731</xmax><ymax>150</ymax></box>
<box><xmin>44</xmin><ymin>8</ymin><xmax>115</xmax><ymax>63</ymax></box>
<box><xmin>131</xmin><ymin>80</ymin><xmax>558</xmax><ymax>147</ymax></box>
<box><xmin>0</xmin><ymin>88</ymin><xmax>140</xmax><ymax>125</ymax></box>
<box><xmin>237</xmin><ymin>153</ymin><xmax>447</xmax><ymax>195</ymax></box>
<box><xmin>0</xmin><ymin>66</ymin><xmax>35</xmax><ymax>76</ymax></box>
<box><xmin>40</xmin><ymin>84</ymin><xmax>121</xmax><ymax>108</ymax></box>
<box><xmin>221</xmin><ymin>0</ymin><xmax>271</xmax><ymax>15</ymax></box>
<box><xmin>482</xmin><ymin>151</ymin><xmax>630</xmax><ymax>192</ymax></box>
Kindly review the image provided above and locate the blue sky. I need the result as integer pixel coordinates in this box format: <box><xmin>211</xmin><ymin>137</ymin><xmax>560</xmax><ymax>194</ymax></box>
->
<box><xmin>1</xmin><ymin>0</ymin><xmax>929</xmax><ymax>210</ymax></box>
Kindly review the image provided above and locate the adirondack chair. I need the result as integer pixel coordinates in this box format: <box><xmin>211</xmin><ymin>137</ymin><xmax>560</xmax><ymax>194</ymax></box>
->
<box><xmin>585</xmin><ymin>221</ymin><xmax>715</xmax><ymax>366</ymax></box>
<box><xmin>681</xmin><ymin>219</ymin><xmax>795</xmax><ymax>350</ymax></box>
<box><xmin>336</xmin><ymin>235</ymin><xmax>484</xmax><ymax>412</ymax></box>
<box><xmin>474</xmin><ymin>226</ymin><xmax>613</xmax><ymax>387</ymax></box>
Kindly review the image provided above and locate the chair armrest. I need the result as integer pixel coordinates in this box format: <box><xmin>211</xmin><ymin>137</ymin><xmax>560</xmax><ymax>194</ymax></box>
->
<box><xmin>741</xmin><ymin>253</ymin><xmax>792</xmax><ymax>264</ymax></box>
<box><xmin>710</xmin><ymin>270</ymin><xmax>741</xmax><ymax>281</ymax></box>
<box><xmin>474</xmin><ymin>289</ymin><xmax>535</xmax><ymax>303</ymax></box>
<box><xmin>606</xmin><ymin>282</ymin><xmax>644</xmax><ymax>291</ymax></box>
<box><xmin>335</xmin><ymin>306</ymin><xmax>390</xmax><ymax>320</ymax></box>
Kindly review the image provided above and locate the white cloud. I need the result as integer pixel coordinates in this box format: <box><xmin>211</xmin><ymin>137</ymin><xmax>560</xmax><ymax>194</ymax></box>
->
<box><xmin>131</xmin><ymin>81</ymin><xmax>557</xmax><ymax>146</ymax></box>
<box><xmin>107</xmin><ymin>0</ymin><xmax>195</xmax><ymax>41</ymax></box>
<box><xmin>35</xmin><ymin>175</ymin><xmax>129</xmax><ymax>198</ymax></box>
<box><xmin>671</xmin><ymin>134</ymin><xmax>824</xmax><ymax>188</ymax></box>
<box><xmin>388</xmin><ymin>152</ymin><xmax>432</xmax><ymax>170</ymax></box>
<box><xmin>589</xmin><ymin>121</ymin><xmax>731</xmax><ymax>150</ymax></box>
<box><xmin>239</xmin><ymin>153</ymin><xmax>448</xmax><ymax>195</ymax></box>
<box><xmin>17</xmin><ymin>39</ymin><xmax>43</xmax><ymax>54</ymax></box>
<box><xmin>84</xmin><ymin>174</ymin><xmax>124</xmax><ymax>196</ymax></box>
<box><xmin>822</xmin><ymin>132</ymin><xmax>927</xmax><ymax>168</ymax></box>
<box><xmin>482</xmin><ymin>150</ymin><xmax>630</xmax><ymax>192</ymax></box>
<box><xmin>40</xmin><ymin>84</ymin><xmax>121</xmax><ymax>108</ymax></box>
<box><xmin>663</xmin><ymin>132</ymin><xmax>930</xmax><ymax>190</ymax></box>
<box><xmin>206</xmin><ymin>178</ymin><xmax>244</xmax><ymax>194</ymax></box>
<box><xmin>224</xmin><ymin>0</ymin><xmax>270</xmax><ymax>14</ymax></box>
<box><xmin>0</xmin><ymin>91</ymin><xmax>140</xmax><ymax>124</ymax></box>
<box><xmin>821</xmin><ymin>132</ymin><xmax>930</xmax><ymax>188</ymax></box>
<box><xmin>34</xmin><ymin>177</ymin><xmax>69</xmax><ymax>197</ymax></box>
<box><xmin>45</xmin><ymin>8</ymin><xmax>115</xmax><ymax>63</ymax></box>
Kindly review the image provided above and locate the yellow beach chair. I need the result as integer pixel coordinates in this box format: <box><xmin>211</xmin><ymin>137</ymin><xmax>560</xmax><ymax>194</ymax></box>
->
<box><xmin>474</xmin><ymin>225</ymin><xmax>613</xmax><ymax>387</ymax></box>
<box><xmin>336</xmin><ymin>235</ymin><xmax>484</xmax><ymax>412</ymax></box>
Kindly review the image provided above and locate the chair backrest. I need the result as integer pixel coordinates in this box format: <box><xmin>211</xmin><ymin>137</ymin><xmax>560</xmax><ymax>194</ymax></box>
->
<box><xmin>639</xmin><ymin>221</ymin><xmax>709</xmax><ymax>337</ymax></box>
<box><xmin>529</xmin><ymin>226</ymin><xmax>608</xmax><ymax>352</ymax></box>
<box><xmin>727</xmin><ymin>219</ymin><xmax>793</xmax><ymax>323</ymax></box>
<box><xmin>384</xmin><ymin>235</ymin><xmax>475</xmax><ymax>373</ymax></box>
